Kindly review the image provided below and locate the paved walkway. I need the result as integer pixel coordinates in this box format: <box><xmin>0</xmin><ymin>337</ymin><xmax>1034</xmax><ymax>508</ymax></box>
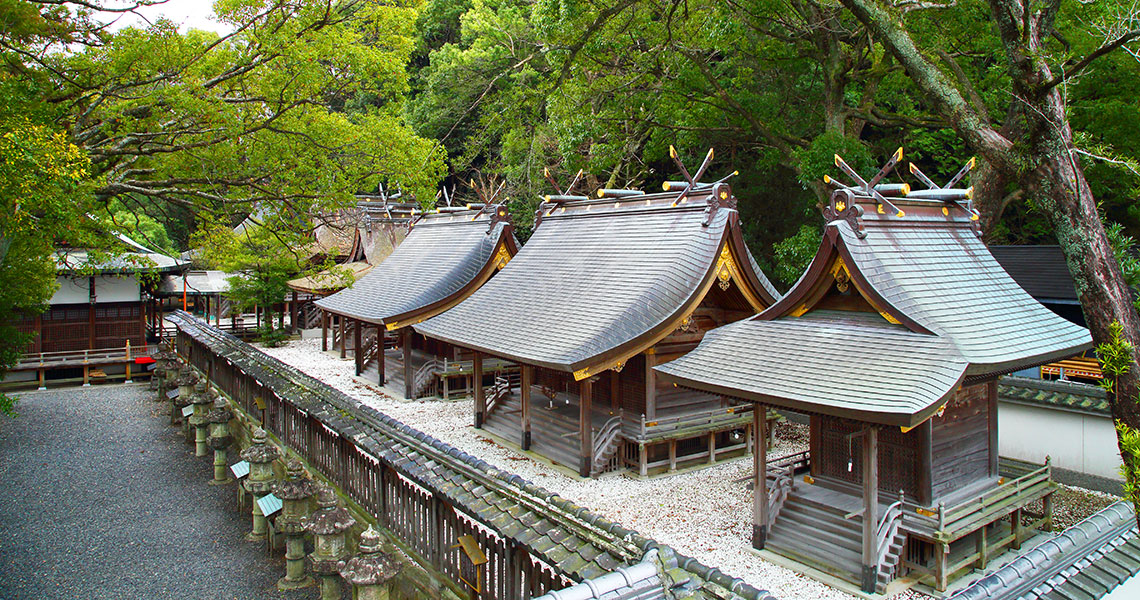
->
<box><xmin>0</xmin><ymin>384</ymin><xmax>305</xmax><ymax>600</ymax></box>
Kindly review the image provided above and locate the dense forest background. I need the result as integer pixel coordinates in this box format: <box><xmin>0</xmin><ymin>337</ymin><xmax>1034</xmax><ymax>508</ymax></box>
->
<box><xmin>6</xmin><ymin>0</ymin><xmax>1137</xmax><ymax>292</ymax></box>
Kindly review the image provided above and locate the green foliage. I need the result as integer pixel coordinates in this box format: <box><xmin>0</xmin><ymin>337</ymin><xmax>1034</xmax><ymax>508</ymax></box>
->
<box><xmin>1098</xmin><ymin>321</ymin><xmax>1136</xmax><ymax>398</ymax></box>
<box><xmin>792</xmin><ymin>132</ymin><xmax>873</xmax><ymax>191</ymax></box>
<box><xmin>1116</xmin><ymin>421</ymin><xmax>1140</xmax><ymax>515</ymax></box>
<box><xmin>772</xmin><ymin>225</ymin><xmax>821</xmax><ymax>290</ymax></box>
<box><xmin>1106</xmin><ymin>223</ymin><xmax>1140</xmax><ymax>311</ymax></box>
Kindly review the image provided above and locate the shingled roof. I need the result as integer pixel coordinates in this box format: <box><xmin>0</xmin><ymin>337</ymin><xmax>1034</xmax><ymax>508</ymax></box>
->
<box><xmin>414</xmin><ymin>184</ymin><xmax>779</xmax><ymax>378</ymax></box>
<box><xmin>315</xmin><ymin>206</ymin><xmax>516</xmax><ymax>329</ymax></box>
<box><xmin>990</xmin><ymin>245</ymin><xmax>1080</xmax><ymax>304</ymax></box>
<box><xmin>657</xmin><ymin>185</ymin><xmax>1092</xmax><ymax>427</ymax></box>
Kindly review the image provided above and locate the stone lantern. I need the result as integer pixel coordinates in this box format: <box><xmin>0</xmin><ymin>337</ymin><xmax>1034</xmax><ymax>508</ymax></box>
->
<box><xmin>339</xmin><ymin>526</ymin><xmax>401</xmax><ymax>600</ymax></box>
<box><xmin>273</xmin><ymin>459</ymin><xmax>320</xmax><ymax>590</ymax></box>
<box><xmin>188</xmin><ymin>380</ymin><xmax>214</xmax><ymax>456</ymax></box>
<box><xmin>149</xmin><ymin>351</ymin><xmax>167</xmax><ymax>394</ymax></box>
<box><xmin>305</xmin><ymin>485</ymin><xmax>356</xmax><ymax>600</ymax></box>
<box><xmin>172</xmin><ymin>366</ymin><xmax>196</xmax><ymax>428</ymax></box>
<box><xmin>240</xmin><ymin>427</ymin><xmax>281</xmax><ymax>542</ymax></box>
<box><xmin>206</xmin><ymin>394</ymin><xmax>234</xmax><ymax>485</ymax></box>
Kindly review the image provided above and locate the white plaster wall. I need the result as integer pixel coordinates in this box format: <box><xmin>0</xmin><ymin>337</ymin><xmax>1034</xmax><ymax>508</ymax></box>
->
<box><xmin>49</xmin><ymin>276</ymin><xmax>89</xmax><ymax>304</ymax></box>
<box><xmin>50</xmin><ymin>274</ymin><xmax>141</xmax><ymax>305</ymax></box>
<box><xmin>999</xmin><ymin>401</ymin><xmax>1123</xmax><ymax>480</ymax></box>
<box><xmin>92</xmin><ymin>274</ymin><xmax>140</xmax><ymax>303</ymax></box>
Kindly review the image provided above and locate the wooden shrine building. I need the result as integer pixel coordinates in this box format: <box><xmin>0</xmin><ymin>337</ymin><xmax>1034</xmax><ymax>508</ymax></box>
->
<box><xmin>415</xmin><ymin>161</ymin><xmax>781</xmax><ymax>478</ymax></box>
<box><xmin>314</xmin><ymin>204</ymin><xmax>517</xmax><ymax>399</ymax></box>
<box><xmin>655</xmin><ymin>156</ymin><xmax>1092</xmax><ymax>594</ymax></box>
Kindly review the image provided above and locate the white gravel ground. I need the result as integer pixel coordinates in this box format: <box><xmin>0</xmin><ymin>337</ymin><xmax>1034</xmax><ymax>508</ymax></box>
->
<box><xmin>260</xmin><ymin>338</ymin><xmax>1116</xmax><ymax>600</ymax></box>
<box><xmin>262</xmin><ymin>338</ymin><xmax>878</xmax><ymax>599</ymax></box>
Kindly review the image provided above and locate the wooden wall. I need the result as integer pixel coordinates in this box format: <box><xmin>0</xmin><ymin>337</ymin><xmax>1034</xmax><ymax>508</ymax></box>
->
<box><xmin>812</xmin><ymin>415</ymin><xmax>922</xmax><ymax>501</ymax></box>
<box><xmin>17</xmin><ymin>301</ymin><xmax>144</xmax><ymax>353</ymax></box>
<box><xmin>930</xmin><ymin>381</ymin><xmax>995</xmax><ymax>499</ymax></box>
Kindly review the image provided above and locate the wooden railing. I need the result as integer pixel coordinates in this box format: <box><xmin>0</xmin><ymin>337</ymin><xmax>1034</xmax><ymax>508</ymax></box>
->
<box><xmin>875</xmin><ymin>493</ymin><xmax>905</xmax><ymax>571</ymax></box>
<box><xmin>766</xmin><ymin>462</ymin><xmax>796</xmax><ymax>528</ymax></box>
<box><xmin>485</xmin><ymin>376</ymin><xmax>511</xmax><ymax>418</ymax></box>
<box><xmin>636</xmin><ymin>403</ymin><xmax>753</xmax><ymax>442</ymax></box>
<box><xmin>411</xmin><ymin>358</ymin><xmax>443</xmax><ymax>398</ymax></box>
<box><xmin>591</xmin><ymin>415</ymin><xmax>624</xmax><ymax>476</ymax></box>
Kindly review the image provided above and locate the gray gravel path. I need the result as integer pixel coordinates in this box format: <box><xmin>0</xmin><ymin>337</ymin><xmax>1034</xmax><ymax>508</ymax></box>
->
<box><xmin>0</xmin><ymin>384</ymin><xmax>305</xmax><ymax>600</ymax></box>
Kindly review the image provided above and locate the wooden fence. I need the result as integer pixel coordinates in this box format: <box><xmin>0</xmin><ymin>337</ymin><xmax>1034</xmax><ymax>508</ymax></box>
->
<box><xmin>173</xmin><ymin>316</ymin><xmax>572</xmax><ymax>599</ymax></box>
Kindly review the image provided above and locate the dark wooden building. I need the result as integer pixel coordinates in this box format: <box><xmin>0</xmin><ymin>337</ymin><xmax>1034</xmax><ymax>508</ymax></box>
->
<box><xmin>657</xmin><ymin>185</ymin><xmax>1092</xmax><ymax>593</ymax></box>
<box><xmin>314</xmin><ymin>204</ymin><xmax>518</xmax><ymax>399</ymax></box>
<box><xmin>414</xmin><ymin>182</ymin><xmax>780</xmax><ymax>478</ymax></box>
<box><xmin>24</xmin><ymin>243</ymin><xmax>183</xmax><ymax>353</ymax></box>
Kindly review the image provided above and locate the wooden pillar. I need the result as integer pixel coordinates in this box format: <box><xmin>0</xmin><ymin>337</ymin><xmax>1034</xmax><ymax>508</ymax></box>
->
<box><xmin>473</xmin><ymin>352</ymin><xmax>485</xmax><ymax>428</ymax></box>
<box><xmin>609</xmin><ymin>370</ymin><xmax>620</xmax><ymax>413</ymax></box>
<box><xmin>339</xmin><ymin>315</ymin><xmax>346</xmax><ymax>359</ymax></box>
<box><xmin>1011</xmin><ymin>507</ymin><xmax>1023</xmax><ymax>550</ymax></box>
<box><xmin>752</xmin><ymin>406</ymin><xmax>768</xmax><ymax>549</ymax></box>
<box><xmin>88</xmin><ymin>276</ymin><xmax>96</xmax><ymax>350</ymax></box>
<box><xmin>935</xmin><ymin>541</ymin><xmax>949</xmax><ymax>592</ymax></box>
<box><xmin>708</xmin><ymin>432</ymin><xmax>716</xmax><ymax>465</ymax></box>
<box><xmin>402</xmin><ymin>328</ymin><xmax>413</xmax><ymax>399</ymax></box>
<box><xmin>377</xmin><ymin>325</ymin><xmax>386</xmax><ymax>385</ymax></box>
<box><xmin>668</xmin><ymin>439</ymin><xmax>677</xmax><ymax>472</ymax></box>
<box><xmin>580</xmin><ymin>377</ymin><xmax>593</xmax><ymax>478</ymax></box>
<box><xmin>861</xmin><ymin>426</ymin><xmax>879</xmax><ymax>594</ymax></box>
<box><xmin>290</xmin><ymin>291</ymin><xmax>298</xmax><ymax>333</ymax></box>
<box><xmin>215</xmin><ymin>294</ymin><xmax>222</xmax><ymax>325</ymax></box>
<box><xmin>987</xmin><ymin>380</ymin><xmax>999</xmax><ymax>477</ymax></box>
<box><xmin>644</xmin><ymin>352</ymin><xmax>657</xmax><ymax>420</ymax></box>
<box><xmin>320</xmin><ymin>310</ymin><xmax>328</xmax><ymax>352</ymax></box>
<box><xmin>354</xmin><ymin>319</ymin><xmax>362</xmax><ymax>376</ymax></box>
<box><xmin>520</xmin><ymin>365</ymin><xmax>532</xmax><ymax>450</ymax></box>
<box><xmin>975</xmin><ymin>522</ymin><xmax>989</xmax><ymax>569</ymax></box>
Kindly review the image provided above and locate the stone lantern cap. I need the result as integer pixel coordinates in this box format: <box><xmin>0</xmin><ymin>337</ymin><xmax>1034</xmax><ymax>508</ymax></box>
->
<box><xmin>273</xmin><ymin>460</ymin><xmax>320</xmax><ymax>501</ymax></box>
<box><xmin>305</xmin><ymin>486</ymin><xmax>356</xmax><ymax>536</ymax></box>
<box><xmin>176</xmin><ymin>368</ymin><xmax>198</xmax><ymax>386</ymax></box>
<box><xmin>240</xmin><ymin>428</ymin><xmax>281</xmax><ymax>464</ymax></box>
<box><xmin>206</xmin><ymin>396</ymin><xmax>233</xmax><ymax>424</ymax></box>
<box><xmin>338</xmin><ymin>527</ymin><xmax>401</xmax><ymax>586</ymax></box>
<box><xmin>189</xmin><ymin>380</ymin><xmax>213</xmax><ymax>405</ymax></box>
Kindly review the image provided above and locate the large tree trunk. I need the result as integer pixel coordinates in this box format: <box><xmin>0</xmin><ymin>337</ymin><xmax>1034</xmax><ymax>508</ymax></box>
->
<box><xmin>840</xmin><ymin>0</ymin><xmax>1140</xmax><ymax>520</ymax></box>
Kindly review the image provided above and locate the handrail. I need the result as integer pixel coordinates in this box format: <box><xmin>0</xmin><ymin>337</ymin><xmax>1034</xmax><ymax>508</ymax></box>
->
<box><xmin>908</xmin><ymin>458</ymin><xmax>1053</xmax><ymax>535</ymax></box>
<box><xmin>485</xmin><ymin>376</ymin><xmax>511</xmax><ymax>416</ymax></box>
<box><xmin>875</xmin><ymin>492</ymin><xmax>905</xmax><ymax>564</ymax></box>
<box><xmin>638</xmin><ymin>403</ymin><xmax>754</xmax><ymax>439</ymax></box>
<box><xmin>411</xmin><ymin>358</ymin><xmax>444</xmax><ymax>398</ymax></box>
<box><xmin>591</xmin><ymin>414</ymin><xmax>624</xmax><ymax>475</ymax></box>
<box><xmin>766</xmin><ymin>462</ymin><xmax>795</xmax><ymax>528</ymax></box>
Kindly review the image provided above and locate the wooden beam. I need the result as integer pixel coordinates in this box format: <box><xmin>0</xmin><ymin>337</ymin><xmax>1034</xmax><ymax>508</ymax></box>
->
<box><xmin>861</xmin><ymin>425</ymin><xmax>879</xmax><ymax>594</ymax></box>
<box><xmin>752</xmin><ymin>406</ymin><xmax>768</xmax><ymax>549</ymax></box>
<box><xmin>473</xmin><ymin>352</ymin><xmax>485</xmax><ymax>428</ymax></box>
<box><xmin>402</xmin><ymin>328</ymin><xmax>413</xmax><ymax>399</ymax></box>
<box><xmin>521</xmin><ymin>365</ymin><xmax>532</xmax><ymax>450</ymax></box>
<box><xmin>580</xmin><ymin>377</ymin><xmax>593</xmax><ymax>478</ymax></box>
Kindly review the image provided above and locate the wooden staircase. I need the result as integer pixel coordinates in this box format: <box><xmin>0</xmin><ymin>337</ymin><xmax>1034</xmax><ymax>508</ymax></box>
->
<box><xmin>765</xmin><ymin>492</ymin><xmax>905</xmax><ymax>593</ymax></box>
<box><xmin>483</xmin><ymin>394</ymin><xmax>583</xmax><ymax>471</ymax></box>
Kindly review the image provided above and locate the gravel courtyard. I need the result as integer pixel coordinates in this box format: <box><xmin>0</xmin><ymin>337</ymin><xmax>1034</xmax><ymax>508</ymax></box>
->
<box><xmin>263</xmin><ymin>338</ymin><xmax>1121</xmax><ymax>600</ymax></box>
<box><xmin>0</xmin><ymin>384</ymin><xmax>298</xmax><ymax>600</ymax></box>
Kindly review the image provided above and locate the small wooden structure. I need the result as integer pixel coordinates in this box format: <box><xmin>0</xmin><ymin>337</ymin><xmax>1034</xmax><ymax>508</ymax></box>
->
<box><xmin>314</xmin><ymin>204</ymin><xmax>518</xmax><ymax>399</ymax></box>
<box><xmin>415</xmin><ymin>152</ymin><xmax>781</xmax><ymax>477</ymax></box>
<box><xmin>656</xmin><ymin>154</ymin><xmax>1092</xmax><ymax>593</ymax></box>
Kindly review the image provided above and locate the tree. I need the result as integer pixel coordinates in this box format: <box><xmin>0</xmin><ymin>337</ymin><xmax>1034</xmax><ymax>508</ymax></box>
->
<box><xmin>837</xmin><ymin>0</ymin><xmax>1140</xmax><ymax>519</ymax></box>
<box><xmin>0</xmin><ymin>0</ymin><xmax>443</xmax><ymax>390</ymax></box>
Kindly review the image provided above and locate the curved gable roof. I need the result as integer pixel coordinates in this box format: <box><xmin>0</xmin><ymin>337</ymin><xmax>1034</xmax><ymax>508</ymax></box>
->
<box><xmin>315</xmin><ymin>207</ymin><xmax>514</xmax><ymax>327</ymax></box>
<box><xmin>656</xmin><ymin>191</ymin><xmax>1092</xmax><ymax>424</ymax></box>
<box><xmin>415</xmin><ymin>186</ymin><xmax>779</xmax><ymax>376</ymax></box>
